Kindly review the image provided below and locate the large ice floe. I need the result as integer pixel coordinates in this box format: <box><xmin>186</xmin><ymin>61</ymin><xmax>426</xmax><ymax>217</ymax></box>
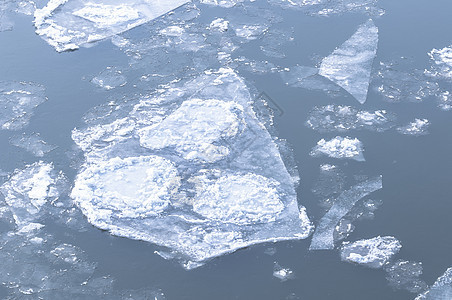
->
<box><xmin>71</xmin><ymin>68</ymin><xmax>313</xmax><ymax>268</ymax></box>
<box><xmin>281</xmin><ymin>20</ymin><xmax>378</xmax><ymax>104</ymax></box>
<box><xmin>416</xmin><ymin>268</ymin><xmax>452</xmax><ymax>299</ymax></box>
<box><xmin>310</xmin><ymin>176</ymin><xmax>382</xmax><ymax>250</ymax></box>
<box><xmin>33</xmin><ymin>0</ymin><xmax>190</xmax><ymax>52</ymax></box>
<box><xmin>340</xmin><ymin>236</ymin><xmax>401</xmax><ymax>268</ymax></box>
<box><xmin>318</xmin><ymin>19</ymin><xmax>378</xmax><ymax>104</ymax></box>
<box><xmin>0</xmin><ymin>81</ymin><xmax>47</xmax><ymax>130</ymax></box>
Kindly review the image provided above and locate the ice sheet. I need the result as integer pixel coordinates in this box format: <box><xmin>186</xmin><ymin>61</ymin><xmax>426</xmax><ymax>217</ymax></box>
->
<box><xmin>310</xmin><ymin>176</ymin><xmax>382</xmax><ymax>250</ymax></box>
<box><xmin>306</xmin><ymin>105</ymin><xmax>396</xmax><ymax>132</ymax></box>
<box><xmin>34</xmin><ymin>0</ymin><xmax>190</xmax><ymax>52</ymax></box>
<box><xmin>71</xmin><ymin>68</ymin><xmax>313</xmax><ymax>267</ymax></box>
<box><xmin>340</xmin><ymin>236</ymin><xmax>401</xmax><ymax>268</ymax></box>
<box><xmin>416</xmin><ymin>268</ymin><xmax>452</xmax><ymax>299</ymax></box>
<box><xmin>319</xmin><ymin>20</ymin><xmax>378</xmax><ymax>104</ymax></box>
<box><xmin>310</xmin><ymin>136</ymin><xmax>365</xmax><ymax>161</ymax></box>
<box><xmin>0</xmin><ymin>81</ymin><xmax>46</xmax><ymax>130</ymax></box>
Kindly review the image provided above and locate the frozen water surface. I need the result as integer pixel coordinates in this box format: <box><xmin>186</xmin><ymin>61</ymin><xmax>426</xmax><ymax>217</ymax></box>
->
<box><xmin>416</xmin><ymin>268</ymin><xmax>452</xmax><ymax>299</ymax></box>
<box><xmin>310</xmin><ymin>136</ymin><xmax>365</xmax><ymax>161</ymax></box>
<box><xmin>319</xmin><ymin>20</ymin><xmax>378</xmax><ymax>104</ymax></box>
<box><xmin>10</xmin><ymin>133</ymin><xmax>57</xmax><ymax>157</ymax></box>
<box><xmin>340</xmin><ymin>236</ymin><xmax>401</xmax><ymax>268</ymax></box>
<box><xmin>34</xmin><ymin>0</ymin><xmax>190</xmax><ymax>52</ymax></box>
<box><xmin>310</xmin><ymin>176</ymin><xmax>382</xmax><ymax>250</ymax></box>
<box><xmin>72</xmin><ymin>68</ymin><xmax>312</xmax><ymax>267</ymax></box>
<box><xmin>0</xmin><ymin>81</ymin><xmax>46</xmax><ymax>130</ymax></box>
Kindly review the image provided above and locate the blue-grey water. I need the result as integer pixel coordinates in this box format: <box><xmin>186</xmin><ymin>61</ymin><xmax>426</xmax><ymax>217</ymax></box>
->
<box><xmin>0</xmin><ymin>0</ymin><xmax>452</xmax><ymax>299</ymax></box>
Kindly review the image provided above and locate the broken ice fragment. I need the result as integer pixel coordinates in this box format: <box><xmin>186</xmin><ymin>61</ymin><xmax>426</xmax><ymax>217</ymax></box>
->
<box><xmin>0</xmin><ymin>81</ymin><xmax>46</xmax><ymax>130</ymax></box>
<box><xmin>340</xmin><ymin>236</ymin><xmax>401</xmax><ymax>268</ymax></box>
<box><xmin>416</xmin><ymin>268</ymin><xmax>452</xmax><ymax>299</ymax></box>
<box><xmin>306</xmin><ymin>105</ymin><xmax>396</xmax><ymax>132</ymax></box>
<box><xmin>273</xmin><ymin>263</ymin><xmax>295</xmax><ymax>281</ymax></box>
<box><xmin>310</xmin><ymin>136</ymin><xmax>365</xmax><ymax>161</ymax></box>
<box><xmin>10</xmin><ymin>133</ymin><xmax>57</xmax><ymax>157</ymax></box>
<box><xmin>0</xmin><ymin>162</ymin><xmax>62</xmax><ymax>226</ymax></box>
<box><xmin>385</xmin><ymin>260</ymin><xmax>427</xmax><ymax>293</ymax></box>
<box><xmin>426</xmin><ymin>45</ymin><xmax>452</xmax><ymax>80</ymax></box>
<box><xmin>310</xmin><ymin>176</ymin><xmax>382</xmax><ymax>250</ymax></box>
<box><xmin>397</xmin><ymin>119</ymin><xmax>429</xmax><ymax>136</ymax></box>
<box><xmin>34</xmin><ymin>0</ymin><xmax>190</xmax><ymax>52</ymax></box>
<box><xmin>319</xmin><ymin>20</ymin><xmax>378</xmax><ymax>104</ymax></box>
<box><xmin>91</xmin><ymin>67</ymin><xmax>127</xmax><ymax>90</ymax></box>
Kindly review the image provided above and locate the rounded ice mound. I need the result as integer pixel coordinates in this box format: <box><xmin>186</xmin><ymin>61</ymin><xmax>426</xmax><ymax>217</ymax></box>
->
<box><xmin>193</xmin><ymin>173</ymin><xmax>285</xmax><ymax>225</ymax></box>
<box><xmin>72</xmin><ymin>156</ymin><xmax>180</xmax><ymax>222</ymax></box>
<box><xmin>138</xmin><ymin>98</ymin><xmax>245</xmax><ymax>163</ymax></box>
<box><xmin>340</xmin><ymin>236</ymin><xmax>402</xmax><ymax>268</ymax></box>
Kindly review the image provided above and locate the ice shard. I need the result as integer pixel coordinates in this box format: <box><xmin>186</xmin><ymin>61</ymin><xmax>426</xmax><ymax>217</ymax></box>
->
<box><xmin>310</xmin><ymin>176</ymin><xmax>382</xmax><ymax>250</ymax></box>
<box><xmin>34</xmin><ymin>0</ymin><xmax>190</xmax><ymax>52</ymax></box>
<box><xmin>416</xmin><ymin>268</ymin><xmax>452</xmax><ymax>299</ymax></box>
<box><xmin>319</xmin><ymin>20</ymin><xmax>378</xmax><ymax>104</ymax></box>
<box><xmin>71</xmin><ymin>68</ymin><xmax>313</xmax><ymax>267</ymax></box>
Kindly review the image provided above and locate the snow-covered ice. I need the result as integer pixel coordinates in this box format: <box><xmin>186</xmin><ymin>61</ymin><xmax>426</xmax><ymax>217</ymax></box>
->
<box><xmin>310</xmin><ymin>136</ymin><xmax>365</xmax><ymax>161</ymax></box>
<box><xmin>10</xmin><ymin>133</ymin><xmax>57</xmax><ymax>157</ymax></box>
<box><xmin>71</xmin><ymin>68</ymin><xmax>313</xmax><ymax>267</ymax></box>
<box><xmin>397</xmin><ymin>118</ymin><xmax>430</xmax><ymax>136</ymax></box>
<box><xmin>0</xmin><ymin>81</ymin><xmax>46</xmax><ymax>130</ymax></box>
<box><xmin>306</xmin><ymin>105</ymin><xmax>396</xmax><ymax>132</ymax></box>
<box><xmin>310</xmin><ymin>176</ymin><xmax>382</xmax><ymax>250</ymax></box>
<box><xmin>34</xmin><ymin>0</ymin><xmax>190</xmax><ymax>52</ymax></box>
<box><xmin>416</xmin><ymin>268</ymin><xmax>452</xmax><ymax>299</ymax></box>
<box><xmin>319</xmin><ymin>20</ymin><xmax>378</xmax><ymax>104</ymax></box>
<box><xmin>340</xmin><ymin>236</ymin><xmax>401</xmax><ymax>268</ymax></box>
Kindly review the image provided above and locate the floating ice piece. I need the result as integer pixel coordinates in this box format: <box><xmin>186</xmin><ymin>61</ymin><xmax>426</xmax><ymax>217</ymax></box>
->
<box><xmin>34</xmin><ymin>0</ymin><xmax>190</xmax><ymax>52</ymax></box>
<box><xmin>416</xmin><ymin>268</ymin><xmax>452</xmax><ymax>299</ymax></box>
<box><xmin>200</xmin><ymin>0</ymin><xmax>244</xmax><ymax>8</ymax></box>
<box><xmin>139</xmin><ymin>98</ymin><xmax>245</xmax><ymax>163</ymax></box>
<box><xmin>0</xmin><ymin>13</ymin><xmax>14</xmax><ymax>32</ymax></box>
<box><xmin>10</xmin><ymin>133</ymin><xmax>57</xmax><ymax>157</ymax></box>
<box><xmin>273</xmin><ymin>263</ymin><xmax>295</xmax><ymax>281</ymax></box>
<box><xmin>340</xmin><ymin>236</ymin><xmax>401</xmax><ymax>268</ymax></box>
<box><xmin>91</xmin><ymin>67</ymin><xmax>127</xmax><ymax>90</ymax></box>
<box><xmin>373</xmin><ymin>61</ymin><xmax>439</xmax><ymax>102</ymax></box>
<box><xmin>0</xmin><ymin>162</ymin><xmax>63</xmax><ymax>226</ymax></box>
<box><xmin>280</xmin><ymin>66</ymin><xmax>342</xmax><ymax>94</ymax></box>
<box><xmin>397</xmin><ymin>119</ymin><xmax>429</xmax><ymax>136</ymax></box>
<box><xmin>385</xmin><ymin>260</ymin><xmax>427</xmax><ymax>293</ymax></box>
<box><xmin>310</xmin><ymin>136</ymin><xmax>365</xmax><ymax>161</ymax></box>
<box><xmin>306</xmin><ymin>105</ymin><xmax>396</xmax><ymax>132</ymax></box>
<box><xmin>72</xmin><ymin>68</ymin><xmax>313</xmax><ymax>267</ymax></box>
<box><xmin>310</xmin><ymin>176</ymin><xmax>382</xmax><ymax>250</ymax></box>
<box><xmin>437</xmin><ymin>91</ymin><xmax>452</xmax><ymax>111</ymax></box>
<box><xmin>209</xmin><ymin>18</ymin><xmax>229</xmax><ymax>32</ymax></box>
<box><xmin>319</xmin><ymin>20</ymin><xmax>378</xmax><ymax>104</ymax></box>
<box><xmin>426</xmin><ymin>46</ymin><xmax>452</xmax><ymax>80</ymax></box>
<box><xmin>0</xmin><ymin>81</ymin><xmax>46</xmax><ymax>130</ymax></box>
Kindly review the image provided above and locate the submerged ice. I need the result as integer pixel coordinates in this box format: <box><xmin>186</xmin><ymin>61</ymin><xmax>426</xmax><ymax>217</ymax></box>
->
<box><xmin>319</xmin><ymin>20</ymin><xmax>378</xmax><ymax>104</ymax></box>
<box><xmin>34</xmin><ymin>0</ymin><xmax>190</xmax><ymax>52</ymax></box>
<box><xmin>71</xmin><ymin>68</ymin><xmax>312</xmax><ymax>267</ymax></box>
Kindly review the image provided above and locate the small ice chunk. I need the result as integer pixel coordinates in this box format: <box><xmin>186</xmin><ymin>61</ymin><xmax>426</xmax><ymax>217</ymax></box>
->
<box><xmin>0</xmin><ymin>162</ymin><xmax>61</xmax><ymax>226</ymax></box>
<box><xmin>306</xmin><ymin>105</ymin><xmax>396</xmax><ymax>132</ymax></box>
<box><xmin>34</xmin><ymin>0</ymin><xmax>190</xmax><ymax>52</ymax></box>
<box><xmin>310</xmin><ymin>136</ymin><xmax>365</xmax><ymax>161</ymax></box>
<box><xmin>385</xmin><ymin>260</ymin><xmax>427</xmax><ymax>293</ymax></box>
<box><xmin>310</xmin><ymin>176</ymin><xmax>382</xmax><ymax>250</ymax></box>
<box><xmin>416</xmin><ymin>268</ymin><xmax>452</xmax><ymax>299</ymax></box>
<box><xmin>233</xmin><ymin>24</ymin><xmax>269</xmax><ymax>40</ymax></box>
<box><xmin>209</xmin><ymin>18</ymin><xmax>229</xmax><ymax>32</ymax></box>
<box><xmin>340</xmin><ymin>236</ymin><xmax>401</xmax><ymax>268</ymax></box>
<box><xmin>397</xmin><ymin>119</ymin><xmax>429</xmax><ymax>136</ymax></box>
<box><xmin>0</xmin><ymin>81</ymin><xmax>46</xmax><ymax>130</ymax></box>
<box><xmin>273</xmin><ymin>263</ymin><xmax>295</xmax><ymax>281</ymax></box>
<box><xmin>437</xmin><ymin>91</ymin><xmax>452</xmax><ymax>111</ymax></box>
<box><xmin>72</xmin><ymin>156</ymin><xmax>180</xmax><ymax>220</ymax></box>
<box><xmin>10</xmin><ymin>133</ymin><xmax>57</xmax><ymax>157</ymax></box>
<box><xmin>0</xmin><ymin>13</ymin><xmax>14</xmax><ymax>32</ymax></box>
<box><xmin>319</xmin><ymin>20</ymin><xmax>379</xmax><ymax>104</ymax></box>
<box><xmin>426</xmin><ymin>46</ymin><xmax>452</xmax><ymax>80</ymax></box>
<box><xmin>139</xmin><ymin>98</ymin><xmax>245</xmax><ymax>163</ymax></box>
<box><xmin>91</xmin><ymin>67</ymin><xmax>127</xmax><ymax>90</ymax></box>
